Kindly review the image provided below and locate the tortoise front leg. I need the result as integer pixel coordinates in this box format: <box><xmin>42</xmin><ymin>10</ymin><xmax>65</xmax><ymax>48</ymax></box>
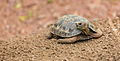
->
<box><xmin>57</xmin><ymin>37</ymin><xmax>78</xmax><ymax>44</ymax></box>
<box><xmin>77</xmin><ymin>29</ymin><xmax>102</xmax><ymax>41</ymax></box>
<box><xmin>90</xmin><ymin>28</ymin><xmax>103</xmax><ymax>38</ymax></box>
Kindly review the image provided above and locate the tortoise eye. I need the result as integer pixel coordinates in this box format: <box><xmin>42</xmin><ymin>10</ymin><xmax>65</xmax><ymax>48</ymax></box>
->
<box><xmin>78</xmin><ymin>23</ymin><xmax>82</xmax><ymax>25</ymax></box>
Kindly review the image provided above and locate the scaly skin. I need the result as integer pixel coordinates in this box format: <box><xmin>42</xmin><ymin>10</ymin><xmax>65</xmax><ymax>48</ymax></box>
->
<box><xmin>76</xmin><ymin>21</ymin><xmax>102</xmax><ymax>38</ymax></box>
<box><xmin>76</xmin><ymin>21</ymin><xmax>91</xmax><ymax>36</ymax></box>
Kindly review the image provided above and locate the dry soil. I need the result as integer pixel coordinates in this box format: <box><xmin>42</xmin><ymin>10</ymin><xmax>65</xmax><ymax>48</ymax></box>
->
<box><xmin>0</xmin><ymin>17</ymin><xmax>120</xmax><ymax>61</ymax></box>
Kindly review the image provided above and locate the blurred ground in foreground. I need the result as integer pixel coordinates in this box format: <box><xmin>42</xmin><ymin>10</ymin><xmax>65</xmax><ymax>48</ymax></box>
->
<box><xmin>0</xmin><ymin>0</ymin><xmax>120</xmax><ymax>40</ymax></box>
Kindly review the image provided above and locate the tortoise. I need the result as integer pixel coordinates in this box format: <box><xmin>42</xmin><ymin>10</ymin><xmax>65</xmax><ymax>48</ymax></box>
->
<box><xmin>46</xmin><ymin>15</ymin><xmax>102</xmax><ymax>44</ymax></box>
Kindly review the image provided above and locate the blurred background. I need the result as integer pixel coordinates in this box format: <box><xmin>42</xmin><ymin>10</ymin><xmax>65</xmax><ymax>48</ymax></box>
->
<box><xmin>0</xmin><ymin>0</ymin><xmax>120</xmax><ymax>40</ymax></box>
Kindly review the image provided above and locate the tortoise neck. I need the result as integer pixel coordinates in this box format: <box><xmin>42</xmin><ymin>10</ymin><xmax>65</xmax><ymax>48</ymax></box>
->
<box><xmin>81</xmin><ymin>28</ymin><xmax>92</xmax><ymax>36</ymax></box>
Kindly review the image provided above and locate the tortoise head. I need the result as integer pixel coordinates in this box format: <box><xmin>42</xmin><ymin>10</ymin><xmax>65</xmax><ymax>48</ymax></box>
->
<box><xmin>75</xmin><ymin>21</ymin><xmax>89</xmax><ymax>31</ymax></box>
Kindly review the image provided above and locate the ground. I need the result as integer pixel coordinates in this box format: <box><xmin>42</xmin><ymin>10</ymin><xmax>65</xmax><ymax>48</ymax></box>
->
<box><xmin>0</xmin><ymin>0</ymin><xmax>120</xmax><ymax>40</ymax></box>
<box><xmin>0</xmin><ymin>18</ymin><xmax>120</xmax><ymax>61</ymax></box>
<box><xmin>0</xmin><ymin>0</ymin><xmax>120</xmax><ymax>61</ymax></box>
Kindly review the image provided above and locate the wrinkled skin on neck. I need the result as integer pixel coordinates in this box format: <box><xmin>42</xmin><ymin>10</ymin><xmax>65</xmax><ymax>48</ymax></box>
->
<box><xmin>76</xmin><ymin>22</ymin><xmax>92</xmax><ymax>36</ymax></box>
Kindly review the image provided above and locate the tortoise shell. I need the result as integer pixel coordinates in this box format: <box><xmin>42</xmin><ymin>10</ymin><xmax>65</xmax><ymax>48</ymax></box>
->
<box><xmin>50</xmin><ymin>15</ymin><xmax>96</xmax><ymax>37</ymax></box>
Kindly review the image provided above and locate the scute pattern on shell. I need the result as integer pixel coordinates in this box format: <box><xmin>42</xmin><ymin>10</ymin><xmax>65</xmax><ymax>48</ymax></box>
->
<box><xmin>51</xmin><ymin>15</ymin><xmax>91</xmax><ymax>37</ymax></box>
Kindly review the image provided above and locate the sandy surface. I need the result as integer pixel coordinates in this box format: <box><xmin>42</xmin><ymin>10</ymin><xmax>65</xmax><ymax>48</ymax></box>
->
<box><xmin>0</xmin><ymin>17</ymin><xmax>120</xmax><ymax>61</ymax></box>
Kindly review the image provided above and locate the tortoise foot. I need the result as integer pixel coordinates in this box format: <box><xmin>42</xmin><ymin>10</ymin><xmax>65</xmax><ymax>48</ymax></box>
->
<box><xmin>91</xmin><ymin>28</ymin><xmax>103</xmax><ymax>38</ymax></box>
